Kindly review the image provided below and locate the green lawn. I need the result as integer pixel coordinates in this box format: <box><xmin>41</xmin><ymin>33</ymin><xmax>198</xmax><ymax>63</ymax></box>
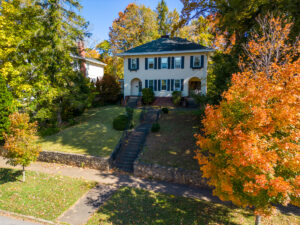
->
<box><xmin>87</xmin><ymin>187</ymin><xmax>300</xmax><ymax>225</ymax></box>
<box><xmin>141</xmin><ymin>110</ymin><xmax>201</xmax><ymax>170</ymax></box>
<box><xmin>39</xmin><ymin>105</ymin><xmax>135</xmax><ymax>157</ymax></box>
<box><xmin>0</xmin><ymin>168</ymin><xmax>95</xmax><ymax>221</ymax></box>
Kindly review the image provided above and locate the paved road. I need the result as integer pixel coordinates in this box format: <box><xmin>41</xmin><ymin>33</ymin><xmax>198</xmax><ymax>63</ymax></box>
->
<box><xmin>0</xmin><ymin>215</ymin><xmax>41</xmax><ymax>225</ymax></box>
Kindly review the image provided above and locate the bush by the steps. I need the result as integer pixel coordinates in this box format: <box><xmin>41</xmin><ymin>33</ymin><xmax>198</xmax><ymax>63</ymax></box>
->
<box><xmin>113</xmin><ymin>115</ymin><xmax>129</xmax><ymax>131</ymax></box>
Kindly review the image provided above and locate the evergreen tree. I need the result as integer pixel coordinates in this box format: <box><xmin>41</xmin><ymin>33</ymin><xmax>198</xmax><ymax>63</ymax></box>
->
<box><xmin>0</xmin><ymin>75</ymin><xmax>13</xmax><ymax>143</ymax></box>
<box><xmin>156</xmin><ymin>0</ymin><xmax>169</xmax><ymax>35</ymax></box>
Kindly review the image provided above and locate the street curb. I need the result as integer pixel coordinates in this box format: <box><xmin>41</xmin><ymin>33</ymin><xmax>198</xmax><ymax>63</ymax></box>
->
<box><xmin>0</xmin><ymin>209</ymin><xmax>58</xmax><ymax>225</ymax></box>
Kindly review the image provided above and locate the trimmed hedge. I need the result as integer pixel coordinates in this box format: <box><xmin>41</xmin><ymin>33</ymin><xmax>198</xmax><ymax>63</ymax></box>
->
<box><xmin>172</xmin><ymin>91</ymin><xmax>182</xmax><ymax>106</ymax></box>
<box><xmin>142</xmin><ymin>88</ymin><xmax>155</xmax><ymax>105</ymax></box>
<box><xmin>151</xmin><ymin>123</ymin><xmax>160</xmax><ymax>132</ymax></box>
<box><xmin>113</xmin><ymin>115</ymin><xmax>129</xmax><ymax>131</ymax></box>
<box><xmin>162</xmin><ymin>108</ymin><xmax>169</xmax><ymax>114</ymax></box>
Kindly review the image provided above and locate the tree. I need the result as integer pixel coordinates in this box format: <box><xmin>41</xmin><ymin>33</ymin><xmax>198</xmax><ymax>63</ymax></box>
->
<box><xmin>0</xmin><ymin>0</ymin><xmax>90</xmax><ymax>126</ymax></box>
<box><xmin>2</xmin><ymin>112</ymin><xmax>41</xmax><ymax>182</ymax></box>
<box><xmin>156</xmin><ymin>0</ymin><xmax>169</xmax><ymax>35</ymax></box>
<box><xmin>0</xmin><ymin>75</ymin><xmax>14</xmax><ymax>143</ymax></box>
<box><xmin>195</xmin><ymin>15</ymin><xmax>299</xmax><ymax>225</ymax></box>
<box><xmin>95</xmin><ymin>74</ymin><xmax>121</xmax><ymax>104</ymax></box>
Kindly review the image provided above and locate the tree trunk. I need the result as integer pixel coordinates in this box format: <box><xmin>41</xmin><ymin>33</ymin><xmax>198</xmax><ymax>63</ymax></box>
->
<box><xmin>57</xmin><ymin>99</ymin><xmax>62</xmax><ymax>127</ymax></box>
<box><xmin>255</xmin><ymin>215</ymin><xmax>261</xmax><ymax>225</ymax></box>
<box><xmin>22</xmin><ymin>165</ymin><xmax>25</xmax><ymax>182</ymax></box>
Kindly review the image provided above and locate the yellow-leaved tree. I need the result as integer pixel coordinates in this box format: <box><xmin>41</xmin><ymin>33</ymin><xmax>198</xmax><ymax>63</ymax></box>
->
<box><xmin>2</xmin><ymin>112</ymin><xmax>41</xmax><ymax>182</ymax></box>
<box><xmin>195</xmin><ymin>14</ymin><xmax>299</xmax><ymax>225</ymax></box>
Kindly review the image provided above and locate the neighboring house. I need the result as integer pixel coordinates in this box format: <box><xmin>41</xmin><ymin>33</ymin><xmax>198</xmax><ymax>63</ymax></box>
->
<box><xmin>117</xmin><ymin>35</ymin><xmax>214</xmax><ymax>98</ymax></box>
<box><xmin>72</xmin><ymin>41</ymin><xmax>106</xmax><ymax>82</ymax></box>
<box><xmin>71</xmin><ymin>55</ymin><xmax>106</xmax><ymax>82</ymax></box>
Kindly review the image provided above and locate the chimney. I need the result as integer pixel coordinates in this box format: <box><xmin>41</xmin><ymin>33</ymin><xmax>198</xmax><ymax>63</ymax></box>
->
<box><xmin>77</xmin><ymin>40</ymin><xmax>87</xmax><ymax>77</ymax></box>
<box><xmin>161</xmin><ymin>35</ymin><xmax>169</xmax><ymax>38</ymax></box>
<box><xmin>78</xmin><ymin>40</ymin><xmax>86</xmax><ymax>58</ymax></box>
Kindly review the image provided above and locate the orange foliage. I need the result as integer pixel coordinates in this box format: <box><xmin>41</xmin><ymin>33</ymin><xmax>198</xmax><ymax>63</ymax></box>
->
<box><xmin>1</xmin><ymin>112</ymin><xmax>41</xmax><ymax>168</ymax></box>
<box><xmin>195</xmin><ymin>15</ymin><xmax>300</xmax><ymax>216</ymax></box>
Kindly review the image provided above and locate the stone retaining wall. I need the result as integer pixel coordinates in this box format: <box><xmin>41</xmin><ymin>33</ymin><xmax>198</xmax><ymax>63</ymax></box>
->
<box><xmin>133</xmin><ymin>160</ymin><xmax>210</xmax><ymax>189</ymax></box>
<box><xmin>38</xmin><ymin>151</ymin><xmax>110</xmax><ymax>171</ymax></box>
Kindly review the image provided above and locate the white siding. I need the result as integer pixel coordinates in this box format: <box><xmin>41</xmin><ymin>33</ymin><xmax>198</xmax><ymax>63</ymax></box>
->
<box><xmin>86</xmin><ymin>62</ymin><xmax>105</xmax><ymax>82</ymax></box>
<box><xmin>123</xmin><ymin>53</ymin><xmax>208</xmax><ymax>97</ymax></box>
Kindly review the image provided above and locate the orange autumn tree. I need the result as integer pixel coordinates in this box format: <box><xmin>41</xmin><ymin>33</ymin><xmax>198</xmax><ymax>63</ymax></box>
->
<box><xmin>195</xmin><ymin>14</ymin><xmax>300</xmax><ymax>224</ymax></box>
<box><xmin>2</xmin><ymin>112</ymin><xmax>41</xmax><ymax>182</ymax></box>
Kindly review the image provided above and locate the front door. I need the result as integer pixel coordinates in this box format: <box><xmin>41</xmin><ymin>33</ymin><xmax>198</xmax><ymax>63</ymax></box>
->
<box><xmin>131</xmin><ymin>79</ymin><xmax>141</xmax><ymax>96</ymax></box>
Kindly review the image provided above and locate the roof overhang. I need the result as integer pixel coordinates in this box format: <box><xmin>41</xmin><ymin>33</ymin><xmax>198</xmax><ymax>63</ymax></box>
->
<box><xmin>116</xmin><ymin>48</ymin><xmax>215</xmax><ymax>57</ymax></box>
<box><xmin>71</xmin><ymin>54</ymin><xmax>107</xmax><ymax>66</ymax></box>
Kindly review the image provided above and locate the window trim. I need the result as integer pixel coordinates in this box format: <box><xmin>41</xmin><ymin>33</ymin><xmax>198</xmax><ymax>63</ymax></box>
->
<box><xmin>161</xmin><ymin>57</ymin><xmax>168</xmax><ymax>69</ymax></box>
<box><xmin>193</xmin><ymin>55</ymin><xmax>201</xmax><ymax>68</ymax></box>
<box><xmin>174</xmin><ymin>57</ymin><xmax>181</xmax><ymax>69</ymax></box>
<box><xmin>131</xmin><ymin>58</ymin><xmax>137</xmax><ymax>70</ymax></box>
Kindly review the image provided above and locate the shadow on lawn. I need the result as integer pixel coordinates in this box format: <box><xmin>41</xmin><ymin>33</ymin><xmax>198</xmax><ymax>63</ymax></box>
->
<box><xmin>94</xmin><ymin>187</ymin><xmax>239</xmax><ymax>225</ymax></box>
<box><xmin>0</xmin><ymin>168</ymin><xmax>22</xmax><ymax>184</ymax></box>
<box><xmin>39</xmin><ymin>106</ymin><xmax>124</xmax><ymax>156</ymax></box>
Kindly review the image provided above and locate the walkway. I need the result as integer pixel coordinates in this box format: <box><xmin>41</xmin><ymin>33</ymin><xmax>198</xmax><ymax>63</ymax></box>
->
<box><xmin>114</xmin><ymin>108</ymin><xmax>158</xmax><ymax>172</ymax></box>
<box><xmin>0</xmin><ymin>215</ymin><xmax>41</xmax><ymax>225</ymax></box>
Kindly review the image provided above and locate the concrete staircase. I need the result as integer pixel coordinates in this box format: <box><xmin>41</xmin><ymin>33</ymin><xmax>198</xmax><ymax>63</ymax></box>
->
<box><xmin>186</xmin><ymin>97</ymin><xmax>199</xmax><ymax>108</ymax></box>
<box><xmin>114</xmin><ymin>109</ymin><xmax>158</xmax><ymax>173</ymax></box>
<box><xmin>127</xmin><ymin>97</ymin><xmax>139</xmax><ymax>108</ymax></box>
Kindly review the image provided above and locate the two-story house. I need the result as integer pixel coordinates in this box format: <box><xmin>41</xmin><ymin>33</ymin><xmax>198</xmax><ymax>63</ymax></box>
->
<box><xmin>117</xmin><ymin>35</ymin><xmax>214</xmax><ymax>99</ymax></box>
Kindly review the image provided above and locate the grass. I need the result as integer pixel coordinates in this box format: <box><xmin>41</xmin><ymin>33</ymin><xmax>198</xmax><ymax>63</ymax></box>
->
<box><xmin>0</xmin><ymin>168</ymin><xmax>95</xmax><ymax>221</ymax></box>
<box><xmin>140</xmin><ymin>110</ymin><xmax>201</xmax><ymax>170</ymax></box>
<box><xmin>87</xmin><ymin>187</ymin><xmax>299</xmax><ymax>225</ymax></box>
<box><xmin>39</xmin><ymin>105</ymin><xmax>141</xmax><ymax>157</ymax></box>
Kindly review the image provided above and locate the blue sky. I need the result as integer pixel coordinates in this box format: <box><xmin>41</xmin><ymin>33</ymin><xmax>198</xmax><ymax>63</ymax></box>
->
<box><xmin>80</xmin><ymin>0</ymin><xmax>183</xmax><ymax>46</ymax></box>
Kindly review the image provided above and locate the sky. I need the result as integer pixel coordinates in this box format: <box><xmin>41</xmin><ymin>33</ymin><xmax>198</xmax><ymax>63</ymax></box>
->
<box><xmin>80</xmin><ymin>0</ymin><xmax>183</xmax><ymax>47</ymax></box>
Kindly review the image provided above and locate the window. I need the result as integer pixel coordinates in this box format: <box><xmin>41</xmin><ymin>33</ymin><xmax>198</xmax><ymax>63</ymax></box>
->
<box><xmin>161</xmin><ymin>80</ymin><xmax>167</xmax><ymax>90</ymax></box>
<box><xmin>149</xmin><ymin>80</ymin><xmax>154</xmax><ymax>90</ymax></box>
<box><xmin>175</xmin><ymin>79</ymin><xmax>181</xmax><ymax>91</ymax></box>
<box><xmin>175</xmin><ymin>57</ymin><xmax>181</xmax><ymax>68</ymax></box>
<box><xmin>161</xmin><ymin>57</ymin><xmax>168</xmax><ymax>69</ymax></box>
<box><xmin>193</xmin><ymin>56</ymin><xmax>201</xmax><ymax>68</ymax></box>
<box><xmin>148</xmin><ymin>58</ymin><xmax>154</xmax><ymax>69</ymax></box>
<box><xmin>131</xmin><ymin>58</ymin><xmax>137</xmax><ymax>69</ymax></box>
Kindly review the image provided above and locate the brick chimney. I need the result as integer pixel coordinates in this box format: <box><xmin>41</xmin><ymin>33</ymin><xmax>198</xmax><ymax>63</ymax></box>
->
<box><xmin>77</xmin><ymin>40</ymin><xmax>86</xmax><ymax>77</ymax></box>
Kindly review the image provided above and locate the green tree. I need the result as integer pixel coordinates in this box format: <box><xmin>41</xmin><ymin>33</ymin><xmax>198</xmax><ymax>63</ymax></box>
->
<box><xmin>156</xmin><ymin>0</ymin><xmax>169</xmax><ymax>35</ymax></box>
<box><xmin>0</xmin><ymin>75</ymin><xmax>13</xmax><ymax>143</ymax></box>
<box><xmin>0</xmin><ymin>0</ymin><xmax>91</xmax><ymax>126</ymax></box>
<box><xmin>2</xmin><ymin>112</ymin><xmax>41</xmax><ymax>182</ymax></box>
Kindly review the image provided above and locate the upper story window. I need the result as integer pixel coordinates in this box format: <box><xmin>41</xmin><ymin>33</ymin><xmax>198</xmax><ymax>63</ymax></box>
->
<box><xmin>131</xmin><ymin>58</ymin><xmax>137</xmax><ymax>70</ymax></box>
<box><xmin>175</xmin><ymin>57</ymin><xmax>181</xmax><ymax>69</ymax></box>
<box><xmin>161</xmin><ymin>57</ymin><xmax>168</xmax><ymax>69</ymax></box>
<box><xmin>193</xmin><ymin>55</ymin><xmax>202</xmax><ymax>68</ymax></box>
<box><xmin>148</xmin><ymin>58</ymin><xmax>154</xmax><ymax>69</ymax></box>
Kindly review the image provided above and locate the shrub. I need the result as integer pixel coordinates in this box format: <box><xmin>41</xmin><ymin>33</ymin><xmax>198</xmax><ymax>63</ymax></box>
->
<box><xmin>161</xmin><ymin>108</ymin><xmax>169</xmax><ymax>114</ymax></box>
<box><xmin>151</xmin><ymin>123</ymin><xmax>160</xmax><ymax>132</ymax></box>
<box><xmin>142</xmin><ymin>88</ymin><xmax>155</xmax><ymax>105</ymax></box>
<box><xmin>0</xmin><ymin>75</ymin><xmax>13</xmax><ymax>143</ymax></box>
<box><xmin>172</xmin><ymin>91</ymin><xmax>182</xmax><ymax>106</ymax></box>
<box><xmin>39</xmin><ymin>124</ymin><xmax>60</xmax><ymax>137</ymax></box>
<box><xmin>96</xmin><ymin>74</ymin><xmax>121</xmax><ymax>104</ymax></box>
<box><xmin>113</xmin><ymin>115</ymin><xmax>129</xmax><ymax>131</ymax></box>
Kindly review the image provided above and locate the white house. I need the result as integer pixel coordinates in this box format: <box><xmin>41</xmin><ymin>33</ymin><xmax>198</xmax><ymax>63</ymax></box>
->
<box><xmin>117</xmin><ymin>35</ymin><xmax>214</xmax><ymax>98</ymax></box>
<box><xmin>71</xmin><ymin>54</ymin><xmax>106</xmax><ymax>82</ymax></box>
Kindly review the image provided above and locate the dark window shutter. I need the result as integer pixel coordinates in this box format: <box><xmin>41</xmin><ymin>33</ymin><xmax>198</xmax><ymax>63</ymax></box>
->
<box><xmin>145</xmin><ymin>58</ymin><xmax>148</xmax><ymax>70</ymax></box>
<box><xmin>171</xmin><ymin>79</ymin><xmax>174</xmax><ymax>91</ymax></box>
<box><xmin>181</xmin><ymin>79</ymin><xmax>184</xmax><ymax>91</ymax></box>
<box><xmin>158</xmin><ymin>57</ymin><xmax>161</xmax><ymax>69</ymax></box>
<box><xmin>171</xmin><ymin>57</ymin><xmax>175</xmax><ymax>69</ymax></box>
<box><xmin>128</xmin><ymin>58</ymin><xmax>131</xmax><ymax>70</ymax></box>
<box><xmin>158</xmin><ymin>79</ymin><xmax>161</xmax><ymax>91</ymax></box>
<box><xmin>167</xmin><ymin>79</ymin><xmax>170</xmax><ymax>91</ymax></box>
<box><xmin>181</xmin><ymin>56</ymin><xmax>184</xmax><ymax>69</ymax></box>
<box><xmin>201</xmin><ymin>55</ymin><xmax>204</xmax><ymax>68</ymax></box>
<box><xmin>154</xmin><ymin>57</ymin><xmax>157</xmax><ymax>69</ymax></box>
<box><xmin>190</xmin><ymin>56</ymin><xmax>193</xmax><ymax>68</ymax></box>
<box><xmin>154</xmin><ymin>79</ymin><xmax>157</xmax><ymax>91</ymax></box>
<box><xmin>137</xmin><ymin>58</ymin><xmax>139</xmax><ymax>70</ymax></box>
<box><xmin>145</xmin><ymin>80</ymin><xmax>148</xmax><ymax>88</ymax></box>
<box><xmin>168</xmin><ymin>57</ymin><xmax>171</xmax><ymax>69</ymax></box>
